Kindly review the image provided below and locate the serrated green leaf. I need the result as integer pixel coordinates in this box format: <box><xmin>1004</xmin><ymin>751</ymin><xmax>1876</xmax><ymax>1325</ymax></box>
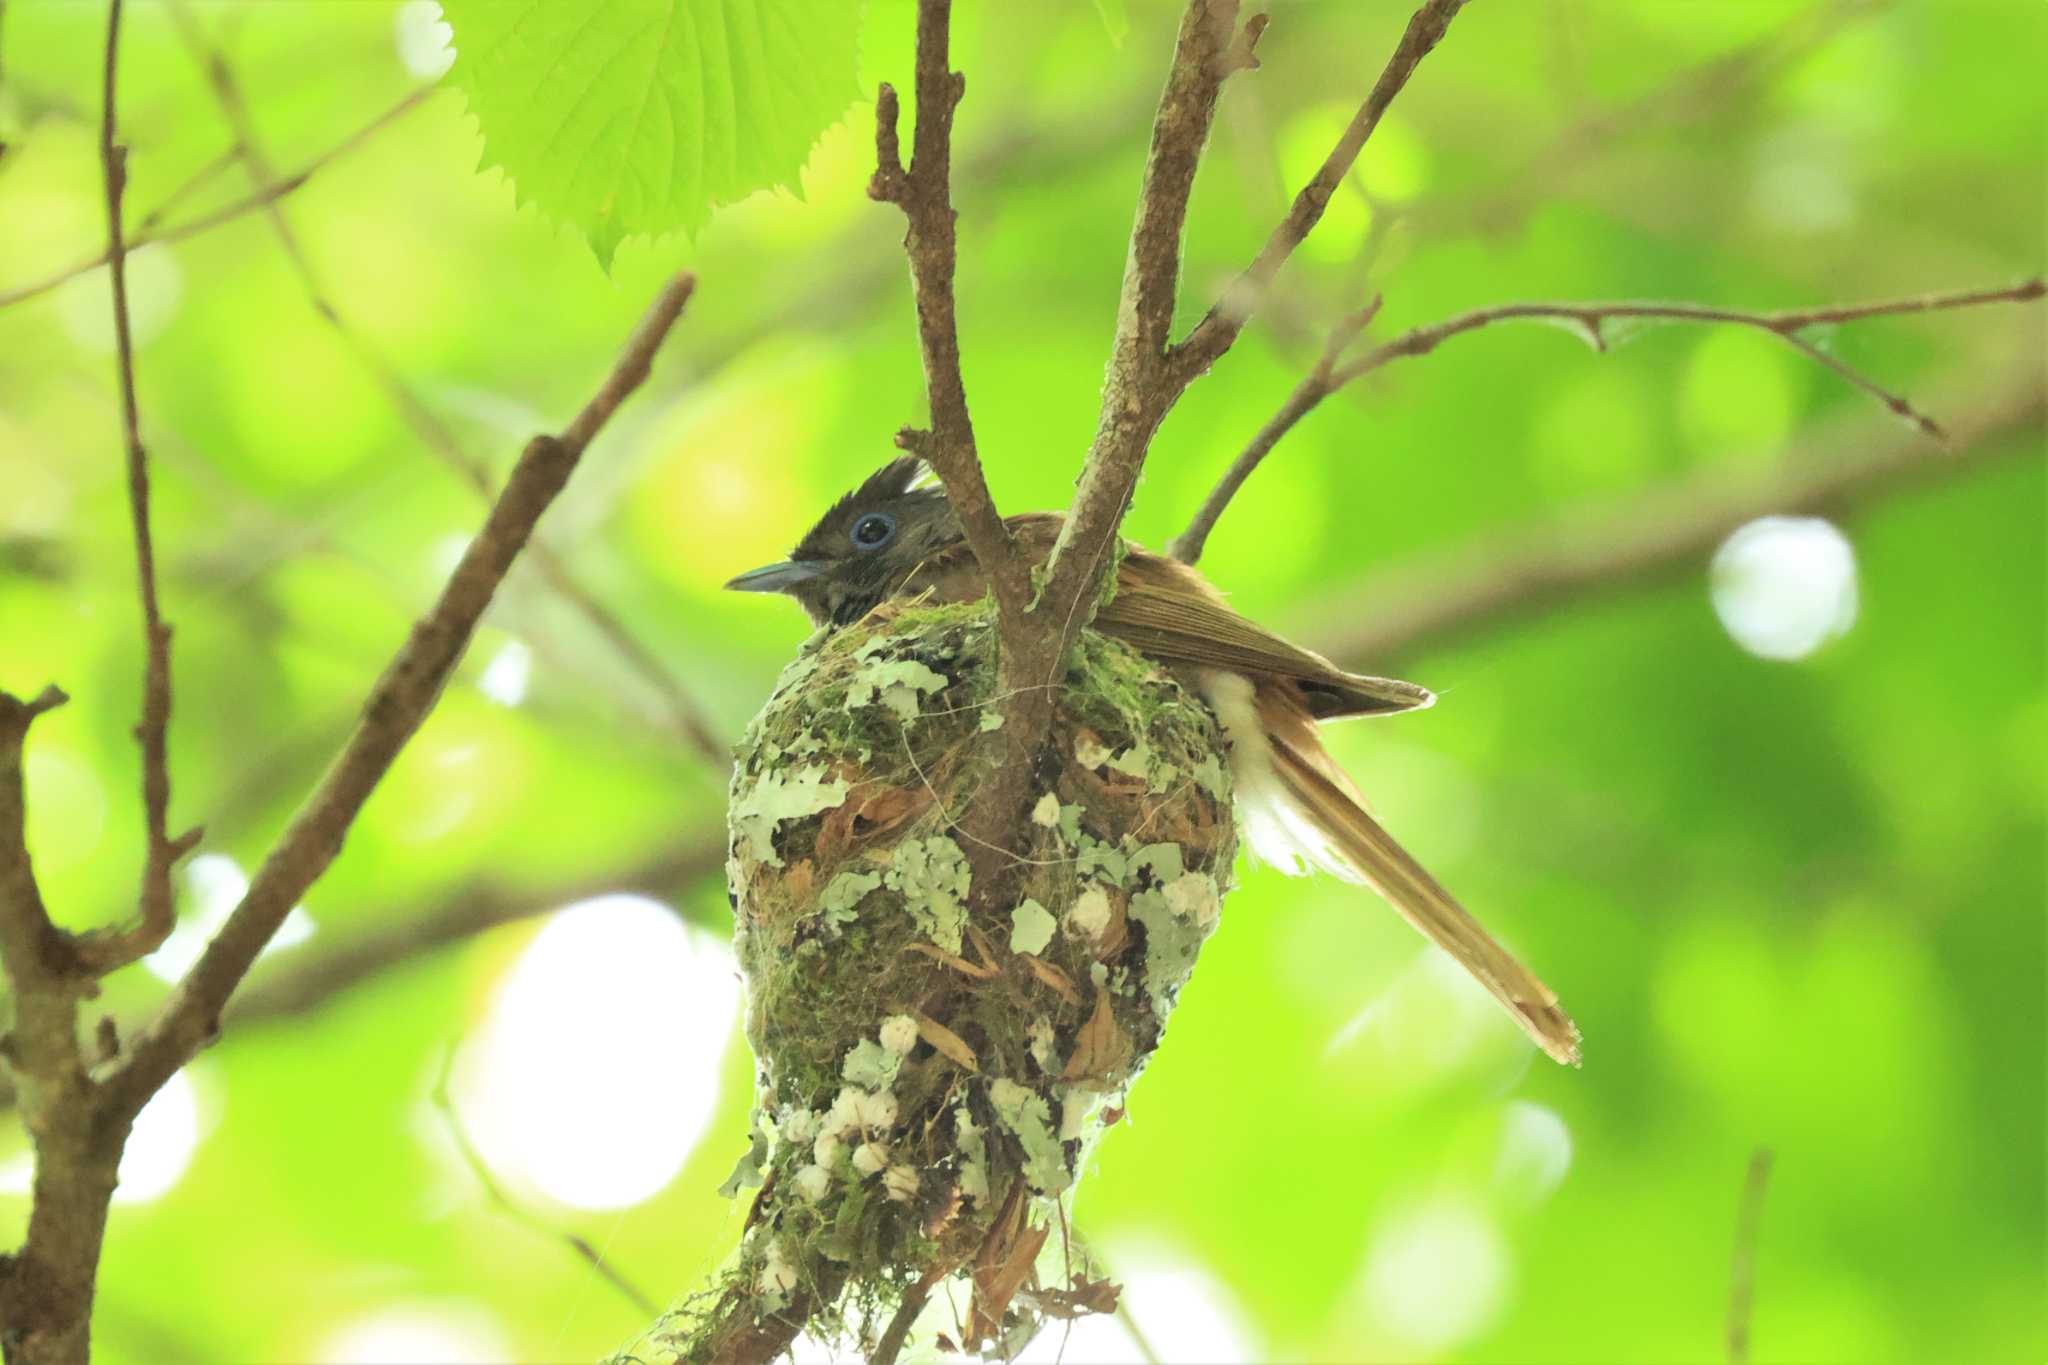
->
<box><xmin>440</xmin><ymin>0</ymin><xmax>863</xmax><ymax>266</ymax></box>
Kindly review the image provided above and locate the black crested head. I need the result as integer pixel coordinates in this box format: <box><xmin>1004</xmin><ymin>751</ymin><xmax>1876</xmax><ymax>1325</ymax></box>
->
<box><xmin>725</xmin><ymin>456</ymin><xmax>963</xmax><ymax>629</ymax></box>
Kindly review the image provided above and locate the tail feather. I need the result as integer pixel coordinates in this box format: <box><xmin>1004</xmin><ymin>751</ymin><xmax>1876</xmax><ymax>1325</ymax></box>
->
<box><xmin>1270</xmin><ymin>736</ymin><xmax>1583</xmax><ymax>1067</ymax></box>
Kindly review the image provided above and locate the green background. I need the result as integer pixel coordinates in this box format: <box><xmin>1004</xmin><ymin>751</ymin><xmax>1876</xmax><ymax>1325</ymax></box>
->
<box><xmin>0</xmin><ymin>1</ymin><xmax>2042</xmax><ymax>1361</ymax></box>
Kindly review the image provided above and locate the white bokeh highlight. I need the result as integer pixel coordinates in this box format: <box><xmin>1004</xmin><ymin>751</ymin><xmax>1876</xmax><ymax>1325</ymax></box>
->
<box><xmin>112</xmin><ymin>1070</ymin><xmax>204</xmax><ymax>1205</ymax></box>
<box><xmin>477</xmin><ymin>640</ymin><xmax>532</xmax><ymax>707</ymax></box>
<box><xmin>1012</xmin><ymin>1241</ymin><xmax>1260</xmax><ymax>1364</ymax></box>
<box><xmin>1710</xmin><ymin>516</ymin><xmax>1860</xmax><ymax>661</ymax></box>
<box><xmin>1493</xmin><ymin>1100</ymin><xmax>1573</xmax><ymax>1208</ymax></box>
<box><xmin>1360</xmin><ymin>1196</ymin><xmax>1511</xmax><ymax>1351</ymax></box>
<box><xmin>393</xmin><ymin>1</ymin><xmax>456</xmax><ymax>80</ymax></box>
<box><xmin>453</xmin><ymin>895</ymin><xmax>738</xmax><ymax>1210</ymax></box>
<box><xmin>148</xmin><ymin>854</ymin><xmax>314</xmax><ymax>984</ymax></box>
<box><xmin>315</xmin><ymin>1303</ymin><xmax>513</xmax><ymax>1365</ymax></box>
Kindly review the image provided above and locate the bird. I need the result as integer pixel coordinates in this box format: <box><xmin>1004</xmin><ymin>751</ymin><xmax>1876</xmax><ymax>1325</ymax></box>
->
<box><xmin>726</xmin><ymin>456</ymin><xmax>1580</xmax><ymax>1066</ymax></box>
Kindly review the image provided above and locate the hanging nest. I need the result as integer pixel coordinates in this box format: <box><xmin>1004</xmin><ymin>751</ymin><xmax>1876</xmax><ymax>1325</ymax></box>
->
<box><xmin>619</xmin><ymin>599</ymin><xmax>1237</xmax><ymax>1363</ymax></box>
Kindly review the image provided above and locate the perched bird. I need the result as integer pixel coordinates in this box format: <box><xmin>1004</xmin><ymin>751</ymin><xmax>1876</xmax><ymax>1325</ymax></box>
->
<box><xmin>727</xmin><ymin>457</ymin><xmax>1580</xmax><ymax>1065</ymax></box>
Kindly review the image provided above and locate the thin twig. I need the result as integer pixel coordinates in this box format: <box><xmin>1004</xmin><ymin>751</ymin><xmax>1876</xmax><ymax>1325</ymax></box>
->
<box><xmin>101</xmin><ymin>271</ymin><xmax>697</xmax><ymax>1124</ymax></box>
<box><xmin>1726</xmin><ymin>1148</ymin><xmax>1774</xmax><ymax>1364</ymax></box>
<box><xmin>0</xmin><ymin>85</ymin><xmax>431</xmax><ymax>312</ymax></box>
<box><xmin>0</xmin><ymin>833</ymin><xmax>726</xmax><ymax>1118</ymax></box>
<box><xmin>164</xmin><ymin>11</ymin><xmax>729</xmax><ymax>767</ymax></box>
<box><xmin>1297</xmin><ymin>368</ymin><xmax>2046</xmax><ymax>664</ymax></box>
<box><xmin>430</xmin><ymin>1048</ymin><xmax>661</xmax><ymax>1317</ymax></box>
<box><xmin>82</xmin><ymin>0</ymin><xmax>199</xmax><ymax>975</ymax></box>
<box><xmin>1175</xmin><ymin>278</ymin><xmax>2047</xmax><ymax>564</ymax></box>
<box><xmin>1172</xmin><ymin>0</ymin><xmax>1469</xmax><ymax>377</ymax></box>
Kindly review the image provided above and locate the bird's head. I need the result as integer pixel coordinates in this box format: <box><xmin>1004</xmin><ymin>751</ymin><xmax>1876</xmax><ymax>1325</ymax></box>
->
<box><xmin>724</xmin><ymin>456</ymin><xmax>962</xmax><ymax>629</ymax></box>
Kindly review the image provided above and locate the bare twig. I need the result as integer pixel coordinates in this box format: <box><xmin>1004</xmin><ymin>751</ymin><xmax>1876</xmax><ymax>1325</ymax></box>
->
<box><xmin>1298</xmin><ymin>369</ymin><xmax>2045</xmax><ymax>664</ymax></box>
<box><xmin>164</xmin><ymin>11</ymin><xmax>729</xmax><ymax>768</ymax></box>
<box><xmin>867</xmin><ymin>0</ymin><xmax>1028</xmax><ymax>624</ymax></box>
<box><xmin>1428</xmin><ymin>0</ymin><xmax>1883</xmax><ymax>240</ymax></box>
<box><xmin>103</xmin><ymin>271</ymin><xmax>697</xmax><ymax>1122</ymax></box>
<box><xmin>1172</xmin><ymin>0</ymin><xmax>1468</xmax><ymax>378</ymax></box>
<box><xmin>0</xmin><ymin>833</ymin><xmax>726</xmax><ymax>1118</ymax></box>
<box><xmin>1174</xmin><ymin>278</ymin><xmax>2047</xmax><ymax>564</ymax></box>
<box><xmin>76</xmin><ymin>0</ymin><xmax>203</xmax><ymax>977</ymax></box>
<box><xmin>431</xmin><ymin>1049</ymin><xmax>660</xmax><ymax>1317</ymax></box>
<box><xmin>0</xmin><ymin>85</ymin><xmax>431</xmax><ymax>312</ymax></box>
<box><xmin>1726</xmin><ymin>1148</ymin><xmax>1774</xmax><ymax>1364</ymax></box>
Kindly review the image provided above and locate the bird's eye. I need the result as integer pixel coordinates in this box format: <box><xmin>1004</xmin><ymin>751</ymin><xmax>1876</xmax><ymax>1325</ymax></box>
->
<box><xmin>850</xmin><ymin>512</ymin><xmax>897</xmax><ymax>551</ymax></box>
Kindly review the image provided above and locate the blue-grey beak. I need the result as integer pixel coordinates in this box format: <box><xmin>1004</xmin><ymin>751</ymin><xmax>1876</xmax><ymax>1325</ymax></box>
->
<box><xmin>724</xmin><ymin>559</ymin><xmax>825</xmax><ymax>594</ymax></box>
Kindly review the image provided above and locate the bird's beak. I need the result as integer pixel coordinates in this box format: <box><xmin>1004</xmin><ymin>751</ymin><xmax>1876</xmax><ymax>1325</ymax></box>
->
<box><xmin>724</xmin><ymin>559</ymin><xmax>825</xmax><ymax>594</ymax></box>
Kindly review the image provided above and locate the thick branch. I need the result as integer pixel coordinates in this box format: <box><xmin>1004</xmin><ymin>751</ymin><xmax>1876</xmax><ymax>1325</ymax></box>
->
<box><xmin>868</xmin><ymin>0</ymin><xmax>1028</xmax><ymax>625</ymax></box>
<box><xmin>102</xmin><ymin>272</ymin><xmax>697</xmax><ymax>1122</ymax></box>
<box><xmin>1297</xmin><ymin>370</ymin><xmax>2045</xmax><ymax>664</ymax></box>
<box><xmin>1174</xmin><ymin>278</ymin><xmax>2047</xmax><ymax>564</ymax></box>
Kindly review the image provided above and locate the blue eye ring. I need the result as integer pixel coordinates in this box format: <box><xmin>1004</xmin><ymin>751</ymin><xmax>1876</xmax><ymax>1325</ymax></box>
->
<box><xmin>850</xmin><ymin>512</ymin><xmax>897</xmax><ymax>551</ymax></box>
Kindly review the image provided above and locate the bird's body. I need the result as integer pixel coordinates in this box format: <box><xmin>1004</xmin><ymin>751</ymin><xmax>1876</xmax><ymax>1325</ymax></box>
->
<box><xmin>728</xmin><ymin>458</ymin><xmax>1580</xmax><ymax>1065</ymax></box>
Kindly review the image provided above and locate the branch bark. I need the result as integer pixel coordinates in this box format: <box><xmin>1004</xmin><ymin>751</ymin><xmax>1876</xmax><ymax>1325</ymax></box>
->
<box><xmin>1173</xmin><ymin>277</ymin><xmax>2047</xmax><ymax>564</ymax></box>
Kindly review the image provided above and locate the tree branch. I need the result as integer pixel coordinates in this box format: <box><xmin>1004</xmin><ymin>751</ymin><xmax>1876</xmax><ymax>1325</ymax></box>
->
<box><xmin>1726</xmin><ymin>1147</ymin><xmax>1774</xmax><ymax>1365</ymax></box>
<box><xmin>1296</xmin><ymin>368</ymin><xmax>2045</xmax><ymax>664</ymax></box>
<box><xmin>79</xmin><ymin>0</ymin><xmax>200</xmax><ymax>977</ymax></box>
<box><xmin>102</xmin><ymin>271</ymin><xmax>697</xmax><ymax>1122</ymax></box>
<box><xmin>0</xmin><ymin>85</ymin><xmax>431</xmax><ymax>312</ymax></box>
<box><xmin>868</xmin><ymin>0</ymin><xmax>1028</xmax><ymax>625</ymax></box>
<box><xmin>1174</xmin><ymin>278</ymin><xmax>2047</xmax><ymax>564</ymax></box>
<box><xmin>1172</xmin><ymin>0</ymin><xmax>1468</xmax><ymax>378</ymax></box>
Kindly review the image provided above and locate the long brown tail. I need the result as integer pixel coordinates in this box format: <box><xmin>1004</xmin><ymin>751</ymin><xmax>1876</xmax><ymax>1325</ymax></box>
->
<box><xmin>1270</xmin><ymin>735</ymin><xmax>1583</xmax><ymax>1066</ymax></box>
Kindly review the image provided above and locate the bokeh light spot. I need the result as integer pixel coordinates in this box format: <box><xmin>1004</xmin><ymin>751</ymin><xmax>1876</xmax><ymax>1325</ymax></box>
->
<box><xmin>476</xmin><ymin>639</ymin><xmax>532</xmax><ymax>707</ymax></box>
<box><xmin>454</xmin><ymin>895</ymin><xmax>738</xmax><ymax>1210</ymax></box>
<box><xmin>112</xmin><ymin>1070</ymin><xmax>203</xmax><ymax>1205</ymax></box>
<box><xmin>1710</xmin><ymin>516</ymin><xmax>1859</xmax><ymax>660</ymax></box>
<box><xmin>149</xmin><ymin>854</ymin><xmax>314</xmax><ymax>984</ymax></box>
<box><xmin>315</xmin><ymin>1303</ymin><xmax>513</xmax><ymax>1365</ymax></box>
<box><xmin>1360</xmin><ymin>1196</ymin><xmax>1511</xmax><ymax>1350</ymax></box>
<box><xmin>1493</xmin><ymin>1100</ymin><xmax>1573</xmax><ymax>1208</ymax></box>
<box><xmin>1013</xmin><ymin>1241</ymin><xmax>1259</xmax><ymax>1364</ymax></box>
<box><xmin>394</xmin><ymin>1</ymin><xmax>456</xmax><ymax>80</ymax></box>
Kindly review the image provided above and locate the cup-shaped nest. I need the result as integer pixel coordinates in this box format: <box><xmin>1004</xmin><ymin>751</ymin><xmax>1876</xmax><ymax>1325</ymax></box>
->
<box><xmin>635</xmin><ymin>600</ymin><xmax>1237</xmax><ymax>1362</ymax></box>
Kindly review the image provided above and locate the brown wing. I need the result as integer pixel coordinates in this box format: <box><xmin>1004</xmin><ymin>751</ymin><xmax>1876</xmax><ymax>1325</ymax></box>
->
<box><xmin>924</xmin><ymin>517</ymin><xmax>1430</xmax><ymax>719</ymax></box>
<box><xmin>1099</xmin><ymin>548</ymin><xmax>1432</xmax><ymax>719</ymax></box>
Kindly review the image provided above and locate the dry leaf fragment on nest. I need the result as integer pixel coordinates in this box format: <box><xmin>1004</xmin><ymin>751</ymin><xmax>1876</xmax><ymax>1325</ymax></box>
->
<box><xmin>814</xmin><ymin>780</ymin><xmax>936</xmax><ymax>864</ymax></box>
<box><xmin>966</xmin><ymin>1182</ymin><xmax>1050</xmax><ymax>1350</ymax></box>
<box><xmin>1020</xmin><ymin>954</ymin><xmax>1081</xmax><ymax>1006</ymax></box>
<box><xmin>1061</xmin><ymin>987</ymin><xmax>1133</xmax><ymax>1088</ymax></box>
<box><xmin>911</xmin><ymin>1009</ymin><xmax>980</xmax><ymax>1072</ymax></box>
<box><xmin>903</xmin><ymin>941</ymin><xmax>997</xmax><ymax>980</ymax></box>
<box><xmin>1018</xmin><ymin>1273</ymin><xmax>1122</xmax><ymax>1321</ymax></box>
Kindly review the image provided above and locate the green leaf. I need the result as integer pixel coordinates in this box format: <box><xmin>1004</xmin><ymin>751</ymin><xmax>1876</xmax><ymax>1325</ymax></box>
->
<box><xmin>440</xmin><ymin>0</ymin><xmax>864</xmax><ymax>266</ymax></box>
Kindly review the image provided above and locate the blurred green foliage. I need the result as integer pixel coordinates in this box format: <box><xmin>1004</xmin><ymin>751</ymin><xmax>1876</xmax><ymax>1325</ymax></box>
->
<box><xmin>0</xmin><ymin>1</ymin><xmax>2041</xmax><ymax>1362</ymax></box>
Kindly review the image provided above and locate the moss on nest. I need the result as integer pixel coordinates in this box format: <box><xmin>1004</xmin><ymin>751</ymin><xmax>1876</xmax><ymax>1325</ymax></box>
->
<box><xmin>623</xmin><ymin>600</ymin><xmax>1237</xmax><ymax>1362</ymax></box>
